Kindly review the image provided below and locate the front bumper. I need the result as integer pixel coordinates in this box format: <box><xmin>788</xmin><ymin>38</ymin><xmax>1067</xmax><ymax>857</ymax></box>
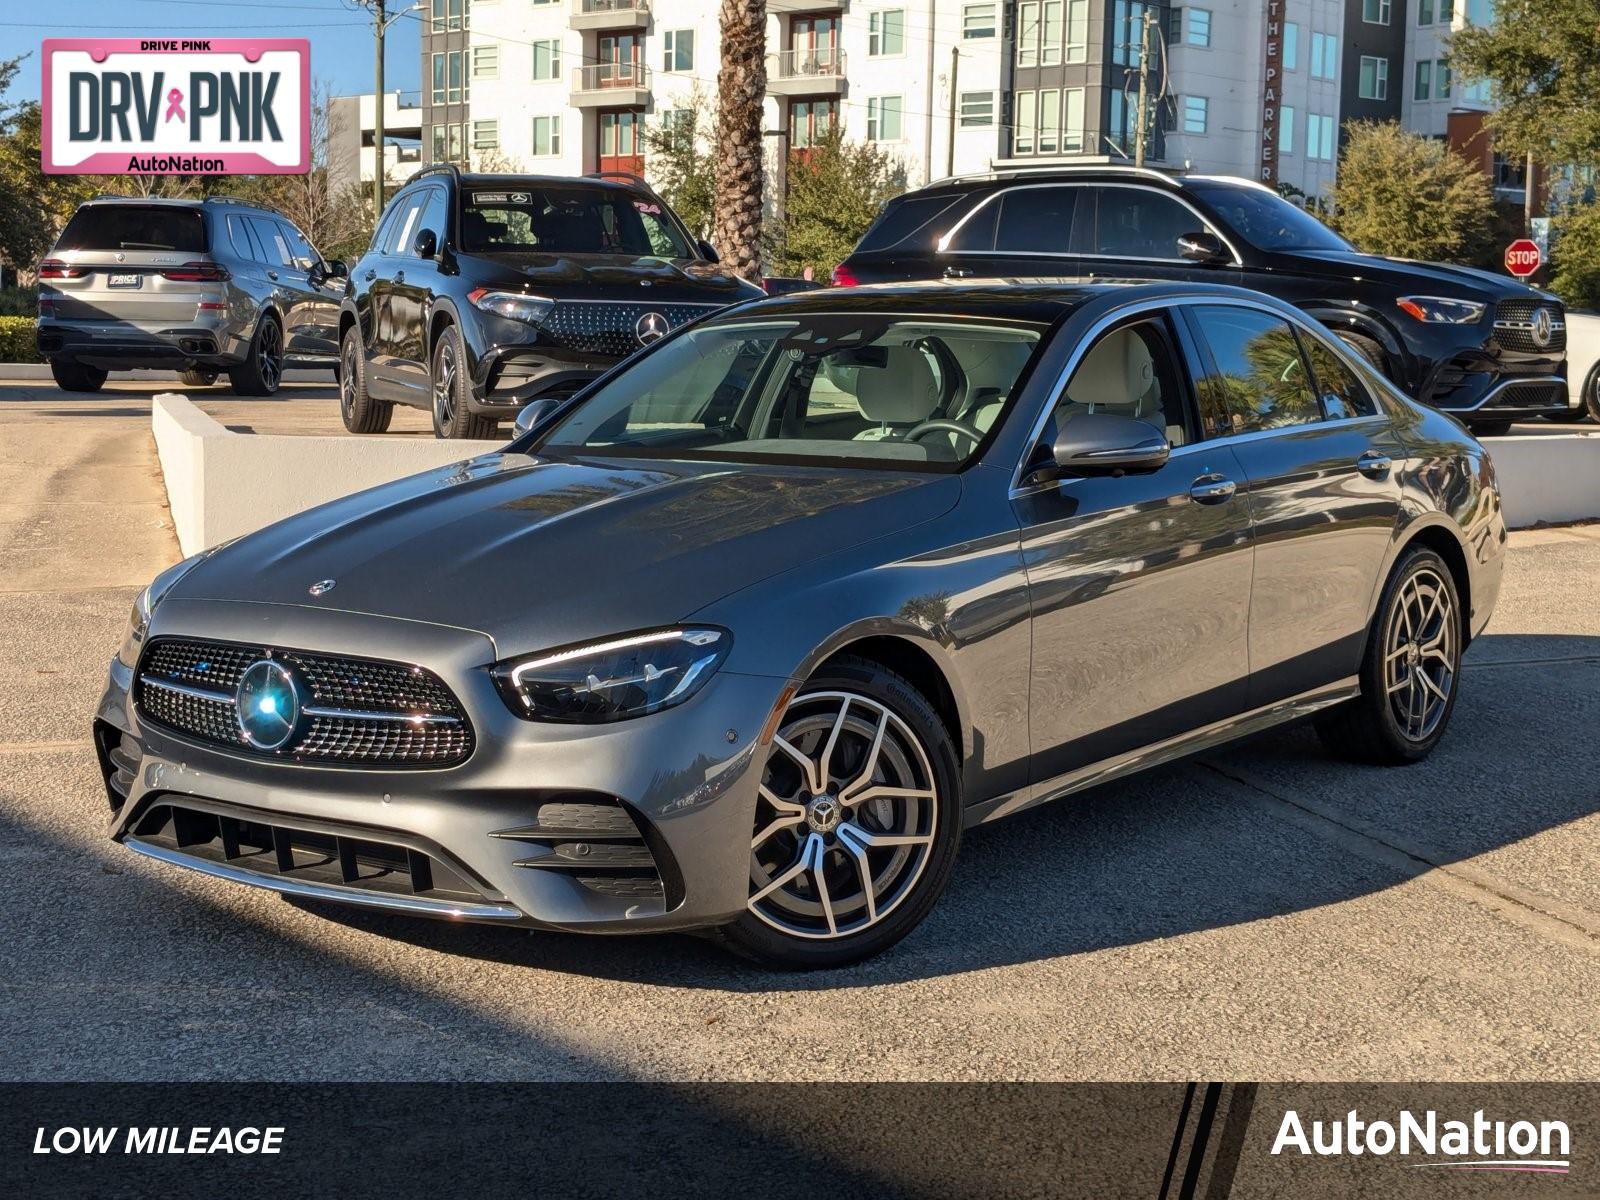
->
<box><xmin>96</xmin><ymin>601</ymin><xmax>789</xmax><ymax>934</ymax></box>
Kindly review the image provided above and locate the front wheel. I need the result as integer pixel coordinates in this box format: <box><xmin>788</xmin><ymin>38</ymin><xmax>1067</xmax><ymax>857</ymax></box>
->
<box><xmin>722</xmin><ymin>656</ymin><xmax>962</xmax><ymax>968</ymax></box>
<box><xmin>430</xmin><ymin>324</ymin><xmax>499</xmax><ymax>440</ymax></box>
<box><xmin>339</xmin><ymin>324</ymin><xmax>392</xmax><ymax>434</ymax></box>
<box><xmin>1316</xmin><ymin>548</ymin><xmax>1463</xmax><ymax>765</ymax></box>
<box><xmin>50</xmin><ymin>359</ymin><xmax>107</xmax><ymax>393</ymax></box>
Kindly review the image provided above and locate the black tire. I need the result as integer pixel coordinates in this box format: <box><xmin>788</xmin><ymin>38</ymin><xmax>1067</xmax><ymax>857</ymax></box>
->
<box><xmin>50</xmin><ymin>359</ymin><xmax>107</xmax><ymax>393</ymax></box>
<box><xmin>1316</xmin><ymin>548</ymin><xmax>1464</xmax><ymax>766</ymax></box>
<box><xmin>721</xmin><ymin>655</ymin><xmax>963</xmax><ymax>969</ymax></box>
<box><xmin>1469</xmin><ymin>419</ymin><xmax>1514</xmax><ymax>437</ymax></box>
<box><xmin>429</xmin><ymin>323</ymin><xmax>498</xmax><ymax>440</ymax></box>
<box><xmin>227</xmin><ymin>313</ymin><xmax>283</xmax><ymax>396</ymax></box>
<box><xmin>1336</xmin><ymin>331</ymin><xmax>1389</xmax><ymax>376</ymax></box>
<box><xmin>338</xmin><ymin>324</ymin><xmax>393</xmax><ymax>434</ymax></box>
<box><xmin>178</xmin><ymin>368</ymin><xmax>218</xmax><ymax>388</ymax></box>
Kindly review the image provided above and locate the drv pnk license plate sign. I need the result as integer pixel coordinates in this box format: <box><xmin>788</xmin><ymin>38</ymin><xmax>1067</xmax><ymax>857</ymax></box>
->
<box><xmin>41</xmin><ymin>39</ymin><xmax>309</xmax><ymax>175</ymax></box>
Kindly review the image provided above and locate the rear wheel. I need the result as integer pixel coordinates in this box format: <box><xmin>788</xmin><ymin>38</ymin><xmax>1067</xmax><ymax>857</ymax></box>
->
<box><xmin>430</xmin><ymin>324</ymin><xmax>498</xmax><ymax>440</ymax></box>
<box><xmin>1316</xmin><ymin>548</ymin><xmax>1463</xmax><ymax>765</ymax></box>
<box><xmin>50</xmin><ymin>359</ymin><xmax>107</xmax><ymax>393</ymax></box>
<box><xmin>722</xmin><ymin>656</ymin><xmax>962</xmax><ymax>968</ymax></box>
<box><xmin>338</xmin><ymin>324</ymin><xmax>393</xmax><ymax>434</ymax></box>
<box><xmin>178</xmin><ymin>368</ymin><xmax>218</xmax><ymax>388</ymax></box>
<box><xmin>227</xmin><ymin>313</ymin><xmax>283</xmax><ymax>396</ymax></box>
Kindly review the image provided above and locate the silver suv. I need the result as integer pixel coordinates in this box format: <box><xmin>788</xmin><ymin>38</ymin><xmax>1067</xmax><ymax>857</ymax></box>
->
<box><xmin>36</xmin><ymin>196</ymin><xmax>348</xmax><ymax>395</ymax></box>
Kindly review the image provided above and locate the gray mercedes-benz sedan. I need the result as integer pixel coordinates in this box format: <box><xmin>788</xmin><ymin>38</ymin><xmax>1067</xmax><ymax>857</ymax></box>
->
<box><xmin>96</xmin><ymin>281</ymin><xmax>1505</xmax><ymax>967</ymax></box>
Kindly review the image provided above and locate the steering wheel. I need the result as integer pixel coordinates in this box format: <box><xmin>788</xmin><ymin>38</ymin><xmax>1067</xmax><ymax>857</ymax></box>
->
<box><xmin>903</xmin><ymin>419</ymin><xmax>983</xmax><ymax>453</ymax></box>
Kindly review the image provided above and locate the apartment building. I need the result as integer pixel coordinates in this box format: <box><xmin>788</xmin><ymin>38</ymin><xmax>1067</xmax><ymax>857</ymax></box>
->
<box><xmin>326</xmin><ymin>92</ymin><xmax>425</xmax><ymax>198</ymax></box>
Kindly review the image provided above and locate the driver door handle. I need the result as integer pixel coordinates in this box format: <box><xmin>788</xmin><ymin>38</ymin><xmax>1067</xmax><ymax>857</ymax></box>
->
<box><xmin>363</xmin><ymin>269</ymin><xmax>376</xmax><ymax>281</ymax></box>
<box><xmin>394</xmin><ymin>270</ymin><xmax>406</xmax><ymax>284</ymax></box>
<box><xmin>1356</xmin><ymin>450</ymin><xmax>1392</xmax><ymax>478</ymax></box>
<box><xmin>266</xmin><ymin>270</ymin><xmax>278</xmax><ymax>281</ymax></box>
<box><xmin>1189</xmin><ymin>474</ymin><xmax>1237</xmax><ymax>505</ymax></box>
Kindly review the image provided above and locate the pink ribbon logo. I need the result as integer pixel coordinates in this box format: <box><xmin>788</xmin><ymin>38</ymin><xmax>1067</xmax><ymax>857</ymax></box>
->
<box><xmin>164</xmin><ymin>88</ymin><xmax>185</xmax><ymax>123</ymax></box>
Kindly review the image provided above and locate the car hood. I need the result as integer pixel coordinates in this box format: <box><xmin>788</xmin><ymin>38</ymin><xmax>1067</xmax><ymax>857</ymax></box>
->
<box><xmin>458</xmin><ymin>251</ymin><xmax>764</xmax><ymax>304</ymax></box>
<box><xmin>1280</xmin><ymin>249</ymin><xmax>1561</xmax><ymax>302</ymax></box>
<box><xmin>170</xmin><ymin>453</ymin><xmax>961</xmax><ymax>657</ymax></box>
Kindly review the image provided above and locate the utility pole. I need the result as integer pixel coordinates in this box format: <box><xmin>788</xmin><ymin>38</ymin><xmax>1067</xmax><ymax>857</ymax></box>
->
<box><xmin>1132</xmin><ymin>8</ymin><xmax>1156</xmax><ymax>167</ymax></box>
<box><xmin>946</xmin><ymin>46</ymin><xmax>959</xmax><ymax>178</ymax></box>
<box><xmin>351</xmin><ymin>1</ymin><xmax>418</xmax><ymax>219</ymax></box>
<box><xmin>1524</xmin><ymin>149</ymin><xmax>1536</xmax><ymax>237</ymax></box>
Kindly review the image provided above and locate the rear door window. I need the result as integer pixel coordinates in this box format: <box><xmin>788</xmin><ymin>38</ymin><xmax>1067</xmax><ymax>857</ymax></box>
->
<box><xmin>55</xmin><ymin>206</ymin><xmax>207</xmax><ymax>253</ymax></box>
<box><xmin>225</xmin><ymin>214</ymin><xmax>264</xmax><ymax>262</ymax></box>
<box><xmin>1087</xmin><ymin>187</ymin><xmax>1200</xmax><ymax>261</ymax></box>
<box><xmin>1303</xmin><ymin>337</ymin><xmax>1379</xmax><ymax>419</ymax></box>
<box><xmin>1187</xmin><ymin>305</ymin><xmax>1324</xmax><ymax>436</ymax></box>
<box><xmin>246</xmin><ymin>216</ymin><xmax>294</xmax><ymax>268</ymax></box>
<box><xmin>994</xmin><ymin>186</ymin><xmax>1081</xmax><ymax>253</ymax></box>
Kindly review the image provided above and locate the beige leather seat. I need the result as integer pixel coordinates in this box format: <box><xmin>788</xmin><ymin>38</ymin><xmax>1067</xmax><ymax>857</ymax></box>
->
<box><xmin>1059</xmin><ymin>328</ymin><xmax>1182</xmax><ymax>445</ymax></box>
<box><xmin>853</xmin><ymin>347</ymin><xmax>942</xmax><ymax>433</ymax></box>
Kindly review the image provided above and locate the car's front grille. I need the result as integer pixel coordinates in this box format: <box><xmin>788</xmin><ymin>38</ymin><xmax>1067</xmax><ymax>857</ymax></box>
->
<box><xmin>1494</xmin><ymin>300</ymin><xmax>1566</xmax><ymax>354</ymax></box>
<box><xmin>537</xmin><ymin>301</ymin><xmax>723</xmax><ymax>358</ymax></box>
<box><xmin>1486</xmin><ymin>381</ymin><xmax>1566</xmax><ymax>411</ymax></box>
<box><xmin>135</xmin><ymin>637</ymin><xmax>474</xmax><ymax>767</ymax></box>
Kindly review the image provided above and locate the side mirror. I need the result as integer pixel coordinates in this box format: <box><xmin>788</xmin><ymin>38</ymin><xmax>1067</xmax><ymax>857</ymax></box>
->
<box><xmin>697</xmin><ymin>238</ymin><xmax>720</xmax><ymax>263</ymax></box>
<box><xmin>513</xmin><ymin>397</ymin><xmax>562</xmax><ymax>438</ymax></box>
<box><xmin>324</xmin><ymin>259</ymin><xmax>349</xmax><ymax>279</ymax></box>
<box><xmin>1033</xmin><ymin>412</ymin><xmax>1170</xmax><ymax>482</ymax></box>
<box><xmin>413</xmin><ymin>228</ymin><xmax>438</xmax><ymax>259</ymax></box>
<box><xmin>1177</xmin><ymin>230</ymin><xmax>1228</xmax><ymax>264</ymax></box>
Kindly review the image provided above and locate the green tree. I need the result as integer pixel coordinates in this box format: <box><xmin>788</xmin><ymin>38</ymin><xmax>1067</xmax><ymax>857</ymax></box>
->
<box><xmin>640</xmin><ymin>92</ymin><xmax>716</xmax><ymax>240</ymax></box>
<box><xmin>1549</xmin><ymin>201</ymin><xmax>1600</xmax><ymax>310</ymax></box>
<box><xmin>0</xmin><ymin>103</ymin><xmax>97</xmax><ymax>276</ymax></box>
<box><xmin>1449</xmin><ymin>0</ymin><xmax>1600</xmax><ymax>168</ymax></box>
<box><xmin>713</xmin><ymin>0</ymin><xmax>766</xmax><ymax>281</ymax></box>
<box><xmin>768</xmin><ymin>127</ymin><xmax>906</xmax><ymax>278</ymax></box>
<box><xmin>1329</xmin><ymin>121</ymin><xmax>1494</xmax><ymax>262</ymax></box>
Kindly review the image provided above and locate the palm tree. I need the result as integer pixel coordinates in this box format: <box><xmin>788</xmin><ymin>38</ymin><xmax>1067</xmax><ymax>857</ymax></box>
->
<box><xmin>713</xmin><ymin>0</ymin><xmax>766</xmax><ymax>281</ymax></box>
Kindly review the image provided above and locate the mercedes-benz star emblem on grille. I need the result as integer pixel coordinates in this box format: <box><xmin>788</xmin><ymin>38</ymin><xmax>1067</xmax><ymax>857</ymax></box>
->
<box><xmin>236</xmin><ymin>660</ymin><xmax>303</xmax><ymax>751</ymax></box>
<box><xmin>308</xmin><ymin>579</ymin><xmax>337</xmax><ymax>597</ymax></box>
<box><xmin>1531</xmin><ymin>307</ymin><xmax>1553</xmax><ymax>349</ymax></box>
<box><xmin>636</xmin><ymin>312</ymin><xmax>670</xmax><ymax>346</ymax></box>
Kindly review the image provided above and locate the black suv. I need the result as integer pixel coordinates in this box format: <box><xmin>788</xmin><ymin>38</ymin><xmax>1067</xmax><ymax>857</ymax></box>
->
<box><xmin>338</xmin><ymin>167</ymin><xmax>763</xmax><ymax>438</ymax></box>
<box><xmin>835</xmin><ymin>166</ymin><xmax>1572</xmax><ymax>435</ymax></box>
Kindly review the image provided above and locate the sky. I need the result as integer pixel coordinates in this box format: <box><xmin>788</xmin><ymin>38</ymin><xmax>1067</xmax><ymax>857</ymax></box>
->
<box><xmin>0</xmin><ymin>0</ymin><xmax>421</xmax><ymax>106</ymax></box>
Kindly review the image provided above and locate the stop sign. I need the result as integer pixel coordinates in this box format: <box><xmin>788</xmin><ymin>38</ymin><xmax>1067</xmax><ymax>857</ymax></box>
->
<box><xmin>1505</xmin><ymin>239</ymin><xmax>1542</xmax><ymax>277</ymax></box>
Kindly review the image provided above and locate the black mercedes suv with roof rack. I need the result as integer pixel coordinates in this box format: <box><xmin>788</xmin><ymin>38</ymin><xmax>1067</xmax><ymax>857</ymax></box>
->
<box><xmin>834</xmin><ymin>165</ymin><xmax>1572</xmax><ymax>435</ymax></box>
<box><xmin>338</xmin><ymin>166</ymin><xmax>764</xmax><ymax>439</ymax></box>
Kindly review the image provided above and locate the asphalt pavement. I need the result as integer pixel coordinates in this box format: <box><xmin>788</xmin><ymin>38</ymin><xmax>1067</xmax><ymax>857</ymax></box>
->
<box><xmin>1</xmin><ymin>377</ymin><xmax>1597</xmax><ymax>1082</ymax></box>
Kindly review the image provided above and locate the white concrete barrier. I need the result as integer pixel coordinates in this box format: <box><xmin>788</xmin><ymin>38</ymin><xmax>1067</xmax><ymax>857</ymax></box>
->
<box><xmin>1485</xmin><ymin>432</ymin><xmax>1600</xmax><ymax>529</ymax></box>
<box><xmin>152</xmin><ymin>394</ymin><xmax>502</xmax><ymax>555</ymax></box>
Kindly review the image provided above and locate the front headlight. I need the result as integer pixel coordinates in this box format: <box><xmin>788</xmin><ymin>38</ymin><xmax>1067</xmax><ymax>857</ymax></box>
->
<box><xmin>1397</xmin><ymin>296</ymin><xmax>1487</xmax><ymax>324</ymax></box>
<box><xmin>492</xmin><ymin>628</ymin><xmax>731</xmax><ymax>723</ymax></box>
<box><xmin>115</xmin><ymin>549</ymin><xmax>217</xmax><ymax>668</ymax></box>
<box><xmin>469</xmin><ymin>288</ymin><xmax>554</xmax><ymax>325</ymax></box>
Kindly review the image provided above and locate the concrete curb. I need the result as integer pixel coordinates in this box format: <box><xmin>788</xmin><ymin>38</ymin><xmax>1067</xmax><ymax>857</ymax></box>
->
<box><xmin>0</xmin><ymin>363</ymin><xmax>332</xmax><ymax>382</ymax></box>
<box><xmin>152</xmin><ymin>394</ymin><xmax>502</xmax><ymax>555</ymax></box>
<box><xmin>1485</xmin><ymin>432</ymin><xmax>1600</xmax><ymax>529</ymax></box>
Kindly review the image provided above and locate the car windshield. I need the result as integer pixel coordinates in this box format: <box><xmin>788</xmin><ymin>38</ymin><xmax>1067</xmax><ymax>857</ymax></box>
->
<box><xmin>1186</xmin><ymin>182</ymin><xmax>1352</xmax><ymax>253</ymax></box>
<box><xmin>540</xmin><ymin>315</ymin><xmax>1045</xmax><ymax>471</ymax></box>
<box><xmin>459</xmin><ymin>184</ymin><xmax>693</xmax><ymax>258</ymax></box>
<box><xmin>54</xmin><ymin>205</ymin><xmax>207</xmax><ymax>253</ymax></box>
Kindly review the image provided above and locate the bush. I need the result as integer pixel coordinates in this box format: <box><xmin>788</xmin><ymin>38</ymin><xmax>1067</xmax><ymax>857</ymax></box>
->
<box><xmin>0</xmin><ymin>316</ymin><xmax>40</xmax><ymax>362</ymax></box>
<box><xmin>1329</xmin><ymin>121</ymin><xmax>1495</xmax><ymax>263</ymax></box>
<box><xmin>0</xmin><ymin>285</ymin><xmax>36</xmax><ymax>316</ymax></box>
<box><xmin>1550</xmin><ymin>202</ymin><xmax>1600</xmax><ymax>311</ymax></box>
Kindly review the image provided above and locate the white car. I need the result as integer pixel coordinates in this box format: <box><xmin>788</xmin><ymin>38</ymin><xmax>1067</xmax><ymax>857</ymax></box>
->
<box><xmin>1557</xmin><ymin>309</ymin><xmax>1600</xmax><ymax>423</ymax></box>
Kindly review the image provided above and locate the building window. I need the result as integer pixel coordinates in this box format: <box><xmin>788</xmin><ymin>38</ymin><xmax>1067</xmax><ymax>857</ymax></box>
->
<box><xmin>662</xmin><ymin>109</ymin><xmax>693</xmax><ymax>149</ymax></box>
<box><xmin>473</xmin><ymin>45</ymin><xmax>498</xmax><ymax>80</ymax></box>
<box><xmin>1358</xmin><ymin>55</ymin><xmax>1388</xmax><ymax>100</ymax></box>
<box><xmin>1306</xmin><ymin>113</ymin><xmax>1335</xmax><ymax>161</ymax></box>
<box><xmin>1037</xmin><ymin>89</ymin><xmax>1060</xmax><ymax>152</ymax></box>
<box><xmin>1310</xmin><ymin>32</ymin><xmax>1337</xmax><ymax>80</ymax></box>
<box><xmin>1362</xmin><ymin>0</ymin><xmax>1391</xmax><ymax>24</ymax></box>
<box><xmin>663</xmin><ymin>29</ymin><xmax>694</xmax><ymax>72</ymax></box>
<box><xmin>869</xmin><ymin>10</ymin><xmax>905</xmax><ymax>56</ymax></box>
<box><xmin>531</xmin><ymin>114</ymin><xmax>561</xmax><ymax>156</ymax></box>
<box><xmin>431</xmin><ymin>51</ymin><xmax>466</xmax><ymax>104</ymax></box>
<box><xmin>1015</xmin><ymin>89</ymin><xmax>1036</xmax><ymax>154</ymax></box>
<box><xmin>430</xmin><ymin>0</ymin><xmax>466</xmax><ymax>33</ymax></box>
<box><xmin>1279</xmin><ymin>105</ymin><xmax>1295</xmax><ymax>153</ymax></box>
<box><xmin>790</xmin><ymin>98</ymin><xmax>838</xmax><ymax>148</ymax></box>
<box><xmin>1041</xmin><ymin>1</ymin><xmax>1063</xmax><ymax>66</ymax></box>
<box><xmin>1435</xmin><ymin>61</ymin><xmax>1452</xmax><ymax>98</ymax></box>
<box><xmin>1183</xmin><ymin>95</ymin><xmax>1208</xmax><ymax>133</ymax></box>
<box><xmin>959</xmin><ymin>90</ymin><xmax>995</xmax><ymax>127</ymax></box>
<box><xmin>1016</xmin><ymin>3</ymin><xmax>1039</xmax><ymax>67</ymax></box>
<box><xmin>1418</xmin><ymin>0</ymin><xmax>1434</xmax><ymax>21</ymax></box>
<box><xmin>531</xmin><ymin>39</ymin><xmax>561</xmax><ymax>81</ymax></box>
<box><xmin>1066</xmin><ymin>0</ymin><xmax>1088</xmax><ymax>61</ymax></box>
<box><xmin>1283</xmin><ymin>22</ymin><xmax>1298</xmax><ymax>70</ymax></box>
<box><xmin>1188</xmin><ymin>8</ymin><xmax>1212</xmax><ymax>46</ymax></box>
<box><xmin>867</xmin><ymin>95</ymin><xmax>903</xmax><ymax>141</ymax></box>
<box><xmin>1414</xmin><ymin>60</ymin><xmax>1431</xmax><ymax>100</ymax></box>
<box><xmin>1112</xmin><ymin>1</ymin><xmax>1156</xmax><ymax>67</ymax></box>
<box><xmin>472</xmin><ymin>119</ymin><xmax>498</xmax><ymax>149</ymax></box>
<box><xmin>431</xmin><ymin>122</ymin><xmax>466</xmax><ymax>162</ymax></box>
<box><xmin>962</xmin><ymin>2</ymin><xmax>996</xmax><ymax>38</ymax></box>
<box><xmin>1063</xmin><ymin>88</ymin><xmax>1085</xmax><ymax>152</ymax></box>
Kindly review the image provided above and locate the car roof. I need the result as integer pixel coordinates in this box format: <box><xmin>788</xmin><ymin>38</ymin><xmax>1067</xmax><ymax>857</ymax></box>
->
<box><xmin>412</xmin><ymin>169</ymin><xmax>651</xmax><ymax>196</ymax></box>
<box><xmin>721</xmin><ymin>278</ymin><xmax>1302</xmax><ymax>324</ymax></box>
<box><xmin>906</xmin><ymin>164</ymin><xmax>1268</xmax><ymax>200</ymax></box>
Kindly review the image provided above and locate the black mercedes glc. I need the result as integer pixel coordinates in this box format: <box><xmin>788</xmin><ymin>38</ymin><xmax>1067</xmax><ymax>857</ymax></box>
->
<box><xmin>834</xmin><ymin>166</ymin><xmax>1573</xmax><ymax>435</ymax></box>
<box><xmin>338</xmin><ymin>167</ymin><xmax>764</xmax><ymax>438</ymax></box>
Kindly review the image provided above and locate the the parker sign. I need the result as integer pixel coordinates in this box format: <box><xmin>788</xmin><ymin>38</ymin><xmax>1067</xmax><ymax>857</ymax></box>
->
<box><xmin>42</xmin><ymin>38</ymin><xmax>309</xmax><ymax>175</ymax></box>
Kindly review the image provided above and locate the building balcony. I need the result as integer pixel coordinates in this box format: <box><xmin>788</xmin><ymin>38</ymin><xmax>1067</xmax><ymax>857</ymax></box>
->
<box><xmin>571</xmin><ymin>63</ymin><xmax>651</xmax><ymax>108</ymax></box>
<box><xmin>766</xmin><ymin>48</ymin><xmax>847</xmax><ymax>97</ymax></box>
<box><xmin>769</xmin><ymin>0</ymin><xmax>849</xmax><ymax>13</ymax></box>
<box><xmin>570</xmin><ymin>0</ymin><xmax>650</xmax><ymax>30</ymax></box>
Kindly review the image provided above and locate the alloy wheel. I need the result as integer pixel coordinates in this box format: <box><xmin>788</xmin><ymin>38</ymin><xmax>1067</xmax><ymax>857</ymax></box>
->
<box><xmin>1383</xmin><ymin>567</ymin><xmax>1458</xmax><ymax>742</ymax></box>
<box><xmin>340</xmin><ymin>339</ymin><xmax>358</xmax><ymax>418</ymax></box>
<box><xmin>258</xmin><ymin>319</ymin><xmax>281</xmax><ymax>390</ymax></box>
<box><xmin>747</xmin><ymin>690</ymin><xmax>939</xmax><ymax>940</ymax></box>
<box><xmin>433</xmin><ymin>341</ymin><xmax>457</xmax><ymax>428</ymax></box>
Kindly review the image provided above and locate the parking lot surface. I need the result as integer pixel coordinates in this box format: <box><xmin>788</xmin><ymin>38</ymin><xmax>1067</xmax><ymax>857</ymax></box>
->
<box><xmin>1</xmin><ymin>378</ymin><xmax>1597</xmax><ymax>1081</ymax></box>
